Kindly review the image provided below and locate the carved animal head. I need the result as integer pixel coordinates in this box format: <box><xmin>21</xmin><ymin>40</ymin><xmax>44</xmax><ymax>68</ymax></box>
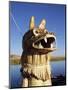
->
<box><xmin>22</xmin><ymin>16</ymin><xmax>56</xmax><ymax>54</ymax></box>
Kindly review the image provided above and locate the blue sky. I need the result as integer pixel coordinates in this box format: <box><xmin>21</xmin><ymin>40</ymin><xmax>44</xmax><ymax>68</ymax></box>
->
<box><xmin>10</xmin><ymin>1</ymin><xmax>66</xmax><ymax>56</ymax></box>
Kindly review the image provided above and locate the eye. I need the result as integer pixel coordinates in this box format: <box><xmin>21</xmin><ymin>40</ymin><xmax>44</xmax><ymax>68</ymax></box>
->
<box><xmin>33</xmin><ymin>29</ymin><xmax>39</xmax><ymax>36</ymax></box>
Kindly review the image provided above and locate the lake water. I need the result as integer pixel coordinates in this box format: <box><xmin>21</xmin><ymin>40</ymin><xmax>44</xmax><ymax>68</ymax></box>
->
<box><xmin>9</xmin><ymin>60</ymin><xmax>66</xmax><ymax>88</ymax></box>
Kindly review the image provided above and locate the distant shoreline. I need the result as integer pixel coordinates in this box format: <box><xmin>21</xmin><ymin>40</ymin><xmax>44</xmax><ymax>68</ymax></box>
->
<box><xmin>10</xmin><ymin>55</ymin><xmax>65</xmax><ymax>65</ymax></box>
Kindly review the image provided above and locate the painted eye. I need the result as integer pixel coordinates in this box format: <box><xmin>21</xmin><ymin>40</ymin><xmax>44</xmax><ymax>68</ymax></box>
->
<box><xmin>33</xmin><ymin>29</ymin><xmax>39</xmax><ymax>36</ymax></box>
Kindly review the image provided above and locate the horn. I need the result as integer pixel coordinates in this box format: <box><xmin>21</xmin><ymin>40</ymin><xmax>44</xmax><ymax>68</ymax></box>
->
<box><xmin>30</xmin><ymin>16</ymin><xmax>35</xmax><ymax>30</ymax></box>
<box><xmin>39</xmin><ymin>19</ymin><xmax>46</xmax><ymax>30</ymax></box>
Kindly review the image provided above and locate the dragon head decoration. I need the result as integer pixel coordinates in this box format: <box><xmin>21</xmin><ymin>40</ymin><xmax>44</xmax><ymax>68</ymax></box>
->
<box><xmin>22</xmin><ymin>16</ymin><xmax>56</xmax><ymax>54</ymax></box>
<box><xmin>21</xmin><ymin>16</ymin><xmax>56</xmax><ymax>87</ymax></box>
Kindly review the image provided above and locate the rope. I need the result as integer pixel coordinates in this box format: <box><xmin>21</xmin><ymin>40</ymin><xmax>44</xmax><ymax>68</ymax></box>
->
<box><xmin>23</xmin><ymin>63</ymin><xmax>49</xmax><ymax>68</ymax></box>
<box><xmin>10</xmin><ymin>11</ymin><xmax>23</xmax><ymax>35</ymax></box>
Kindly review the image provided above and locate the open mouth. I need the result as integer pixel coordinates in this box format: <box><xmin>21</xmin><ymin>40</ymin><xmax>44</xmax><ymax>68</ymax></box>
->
<box><xmin>33</xmin><ymin>34</ymin><xmax>56</xmax><ymax>53</ymax></box>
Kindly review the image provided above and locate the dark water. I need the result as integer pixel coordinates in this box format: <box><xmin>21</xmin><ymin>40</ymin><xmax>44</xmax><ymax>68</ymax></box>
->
<box><xmin>51</xmin><ymin>61</ymin><xmax>65</xmax><ymax>77</ymax></box>
<box><xmin>10</xmin><ymin>60</ymin><xmax>66</xmax><ymax>88</ymax></box>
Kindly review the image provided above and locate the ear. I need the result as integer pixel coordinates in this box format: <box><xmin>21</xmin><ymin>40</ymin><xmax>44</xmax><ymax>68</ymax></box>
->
<box><xmin>39</xmin><ymin>19</ymin><xmax>46</xmax><ymax>30</ymax></box>
<box><xmin>29</xmin><ymin>16</ymin><xmax>35</xmax><ymax>30</ymax></box>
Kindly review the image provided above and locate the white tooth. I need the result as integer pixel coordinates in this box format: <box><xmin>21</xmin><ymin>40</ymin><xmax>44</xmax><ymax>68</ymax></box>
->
<box><xmin>51</xmin><ymin>44</ymin><xmax>53</xmax><ymax>48</ymax></box>
<box><xmin>39</xmin><ymin>43</ymin><xmax>43</xmax><ymax>48</ymax></box>
<box><xmin>44</xmin><ymin>37</ymin><xmax>47</xmax><ymax>43</ymax></box>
